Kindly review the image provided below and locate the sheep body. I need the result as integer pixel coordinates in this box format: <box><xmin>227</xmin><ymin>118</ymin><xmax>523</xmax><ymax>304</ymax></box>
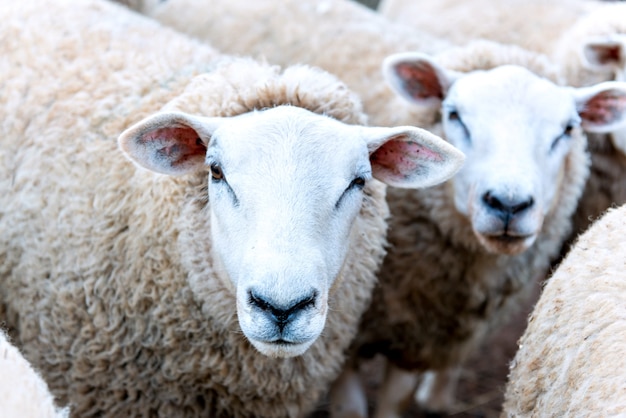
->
<box><xmin>378</xmin><ymin>0</ymin><xmax>600</xmax><ymax>56</ymax></box>
<box><xmin>341</xmin><ymin>42</ymin><xmax>592</xmax><ymax>416</ymax></box>
<box><xmin>116</xmin><ymin>0</ymin><xmax>451</xmax><ymax>128</ymax></box>
<box><xmin>324</xmin><ymin>39</ymin><xmax>626</xmax><ymax>417</ymax></box>
<box><xmin>0</xmin><ymin>1</ymin><xmax>465</xmax><ymax>416</ymax></box>
<box><xmin>0</xmin><ymin>332</ymin><xmax>69</xmax><ymax>418</ymax></box>
<box><xmin>502</xmin><ymin>204</ymin><xmax>626</xmax><ymax>416</ymax></box>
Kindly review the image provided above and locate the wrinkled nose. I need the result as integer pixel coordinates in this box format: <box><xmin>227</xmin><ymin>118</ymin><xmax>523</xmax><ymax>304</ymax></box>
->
<box><xmin>482</xmin><ymin>190</ymin><xmax>534</xmax><ymax>220</ymax></box>
<box><xmin>248</xmin><ymin>290</ymin><xmax>317</xmax><ymax>331</ymax></box>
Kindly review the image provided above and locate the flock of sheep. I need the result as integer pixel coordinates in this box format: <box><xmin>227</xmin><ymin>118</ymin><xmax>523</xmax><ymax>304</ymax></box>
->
<box><xmin>1</xmin><ymin>0</ymin><xmax>625</xmax><ymax>417</ymax></box>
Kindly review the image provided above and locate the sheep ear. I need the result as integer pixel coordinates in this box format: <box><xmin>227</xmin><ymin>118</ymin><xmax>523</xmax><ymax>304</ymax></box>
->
<box><xmin>382</xmin><ymin>52</ymin><xmax>459</xmax><ymax>108</ymax></box>
<box><xmin>118</xmin><ymin>112</ymin><xmax>223</xmax><ymax>175</ymax></box>
<box><xmin>364</xmin><ymin>126</ymin><xmax>465</xmax><ymax>189</ymax></box>
<box><xmin>574</xmin><ymin>81</ymin><xmax>626</xmax><ymax>133</ymax></box>
<box><xmin>582</xmin><ymin>37</ymin><xmax>625</xmax><ymax>72</ymax></box>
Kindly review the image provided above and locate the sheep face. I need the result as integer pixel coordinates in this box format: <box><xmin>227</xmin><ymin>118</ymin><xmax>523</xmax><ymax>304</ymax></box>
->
<box><xmin>119</xmin><ymin>105</ymin><xmax>464</xmax><ymax>358</ymax></box>
<box><xmin>441</xmin><ymin>65</ymin><xmax>580</xmax><ymax>255</ymax></box>
<box><xmin>384</xmin><ymin>54</ymin><xmax>626</xmax><ymax>255</ymax></box>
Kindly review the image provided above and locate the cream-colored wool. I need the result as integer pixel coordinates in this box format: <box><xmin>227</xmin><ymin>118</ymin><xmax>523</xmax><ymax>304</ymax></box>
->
<box><xmin>378</xmin><ymin>0</ymin><xmax>600</xmax><ymax>57</ymax></box>
<box><xmin>115</xmin><ymin>0</ymin><xmax>451</xmax><ymax>128</ymax></box>
<box><xmin>0</xmin><ymin>1</ymin><xmax>404</xmax><ymax>416</ymax></box>
<box><xmin>340</xmin><ymin>41</ymin><xmax>590</xmax><ymax>415</ymax></box>
<box><xmin>502</xmin><ymin>204</ymin><xmax>626</xmax><ymax>417</ymax></box>
<box><xmin>0</xmin><ymin>332</ymin><xmax>69</xmax><ymax>418</ymax></box>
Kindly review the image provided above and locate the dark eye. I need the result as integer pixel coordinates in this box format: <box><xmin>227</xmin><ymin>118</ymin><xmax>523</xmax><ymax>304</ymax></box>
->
<box><xmin>447</xmin><ymin>109</ymin><xmax>471</xmax><ymax>141</ymax></box>
<box><xmin>209</xmin><ymin>163</ymin><xmax>224</xmax><ymax>181</ymax></box>
<box><xmin>551</xmin><ymin>125</ymin><xmax>574</xmax><ymax>151</ymax></box>
<box><xmin>563</xmin><ymin>125</ymin><xmax>574</xmax><ymax>137</ymax></box>
<box><xmin>350</xmin><ymin>176</ymin><xmax>366</xmax><ymax>190</ymax></box>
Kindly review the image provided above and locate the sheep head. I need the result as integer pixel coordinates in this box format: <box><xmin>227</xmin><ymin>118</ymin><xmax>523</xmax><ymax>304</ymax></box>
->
<box><xmin>118</xmin><ymin>105</ymin><xmax>464</xmax><ymax>358</ymax></box>
<box><xmin>384</xmin><ymin>52</ymin><xmax>626</xmax><ymax>255</ymax></box>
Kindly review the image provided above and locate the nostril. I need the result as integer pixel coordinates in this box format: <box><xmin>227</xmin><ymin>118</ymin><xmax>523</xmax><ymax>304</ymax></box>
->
<box><xmin>482</xmin><ymin>191</ymin><xmax>506</xmax><ymax>212</ymax></box>
<box><xmin>482</xmin><ymin>191</ymin><xmax>534</xmax><ymax>215</ymax></box>
<box><xmin>291</xmin><ymin>291</ymin><xmax>317</xmax><ymax>312</ymax></box>
<box><xmin>511</xmin><ymin>197</ymin><xmax>534</xmax><ymax>214</ymax></box>
<box><xmin>248</xmin><ymin>291</ymin><xmax>273</xmax><ymax>312</ymax></box>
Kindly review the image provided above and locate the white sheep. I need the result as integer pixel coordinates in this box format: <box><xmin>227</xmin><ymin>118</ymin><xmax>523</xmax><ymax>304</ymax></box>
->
<box><xmin>0</xmin><ymin>1</ymin><xmax>464</xmax><ymax>417</ymax></box>
<box><xmin>502</xmin><ymin>203</ymin><xmax>626</xmax><ymax>416</ymax></box>
<box><xmin>379</xmin><ymin>0</ymin><xmax>626</xmax><ymax>257</ymax></box>
<box><xmin>0</xmin><ymin>331</ymin><xmax>69</xmax><ymax>418</ymax></box>
<box><xmin>327</xmin><ymin>40</ymin><xmax>626</xmax><ymax>418</ymax></box>
<box><xmin>114</xmin><ymin>0</ymin><xmax>452</xmax><ymax>128</ymax></box>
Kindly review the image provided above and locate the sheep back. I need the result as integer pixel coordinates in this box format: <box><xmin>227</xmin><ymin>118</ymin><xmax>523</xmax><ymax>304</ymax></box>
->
<box><xmin>502</xmin><ymin>204</ymin><xmax>626</xmax><ymax>416</ymax></box>
<box><xmin>118</xmin><ymin>0</ymin><xmax>451</xmax><ymax>128</ymax></box>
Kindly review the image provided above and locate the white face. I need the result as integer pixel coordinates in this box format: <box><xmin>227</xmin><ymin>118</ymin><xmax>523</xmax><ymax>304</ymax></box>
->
<box><xmin>441</xmin><ymin>66</ymin><xmax>580</xmax><ymax>254</ymax></box>
<box><xmin>119</xmin><ymin>103</ymin><xmax>464</xmax><ymax>358</ymax></box>
<box><xmin>206</xmin><ymin>108</ymin><xmax>371</xmax><ymax>357</ymax></box>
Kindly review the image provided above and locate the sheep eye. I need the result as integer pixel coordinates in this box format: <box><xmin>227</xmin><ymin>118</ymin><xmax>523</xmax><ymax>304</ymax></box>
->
<box><xmin>209</xmin><ymin>163</ymin><xmax>224</xmax><ymax>181</ymax></box>
<box><xmin>350</xmin><ymin>176</ymin><xmax>366</xmax><ymax>189</ymax></box>
<box><xmin>551</xmin><ymin>126</ymin><xmax>574</xmax><ymax>151</ymax></box>
<box><xmin>448</xmin><ymin>110</ymin><xmax>460</xmax><ymax>121</ymax></box>
<box><xmin>563</xmin><ymin>125</ymin><xmax>574</xmax><ymax>137</ymax></box>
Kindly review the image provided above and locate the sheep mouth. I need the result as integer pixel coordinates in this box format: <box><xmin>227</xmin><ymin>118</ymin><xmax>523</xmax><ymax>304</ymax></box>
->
<box><xmin>479</xmin><ymin>232</ymin><xmax>536</xmax><ymax>255</ymax></box>
<box><xmin>249</xmin><ymin>337</ymin><xmax>315</xmax><ymax>358</ymax></box>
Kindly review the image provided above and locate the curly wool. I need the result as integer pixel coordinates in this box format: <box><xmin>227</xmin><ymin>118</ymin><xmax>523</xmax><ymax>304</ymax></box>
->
<box><xmin>0</xmin><ymin>331</ymin><xmax>69</xmax><ymax>418</ymax></box>
<box><xmin>379</xmin><ymin>0</ymin><xmax>599</xmax><ymax>57</ymax></box>
<box><xmin>116</xmin><ymin>0</ymin><xmax>451</xmax><ymax>128</ymax></box>
<box><xmin>502</xmin><ymin>204</ymin><xmax>626</xmax><ymax>417</ymax></box>
<box><xmin>351</xmin><ymin>42</ymin><xmax>590</xmax><ymax>373</ymax></box>
<box><xmin>0</xmin><ymin>1</ymin><xmax>387</xmax><ymax>417</ymax></box>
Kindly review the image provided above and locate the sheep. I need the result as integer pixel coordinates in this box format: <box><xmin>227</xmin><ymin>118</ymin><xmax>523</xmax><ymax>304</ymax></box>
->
<box><xmin>501</xmin><ymin>203</ymin><xmax>626</xmax><ymax>417</ymax></box>
<box><xmin>327</xmin><ymin>40</ymin><xmax>626</xmax><ymax>418</ymax></box>
<box><xmin>0</xmin><ymin>1</ymin><xmax>465</xmax><ymax>417</ymax></box>
<box><xmin>0</xmin><ymin>331</ymin><xmax>69</xmax><ymax>418</ymax></box>
<box><xmin>114</xmin><ymin>0</ymin><xmax>452</xmax><ymax>128</ymax></box>
<box><xmin>379</xmin><ymin>0</ymin><xmax>626</xmax><ymax>258</ymax></box>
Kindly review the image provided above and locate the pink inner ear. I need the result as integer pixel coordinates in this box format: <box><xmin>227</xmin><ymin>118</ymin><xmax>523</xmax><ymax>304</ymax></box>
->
<box><xmin>586</xmin><ymin>44</ymin><xmax>622</xmax><ymax>66</ymax></box>
<box><xmin>394</xmin><ymin>61</ymin><xmax>444</xmax><ymax>101</ymax></box>
<box><xmin>143</xmin><ymin>126</ymin><xmax>206</xmax><ymax>167</ymax></box>
<box><xmin>580</xmin><ymin>90</ymin><xmax>626</xmax><ymax>126</ymax></box>
<box><xmin>370</xmin><ymin>136</ymin><xmax>442</xmax><ymax>179</ymax></box>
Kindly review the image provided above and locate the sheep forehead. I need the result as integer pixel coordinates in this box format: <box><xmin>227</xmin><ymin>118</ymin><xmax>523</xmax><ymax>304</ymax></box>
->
<box><xmin>210</xmin><ymin>106</ymin><xmax>369</xmax><ymax>191</ymax></box>
<box><xmin>448</xmin><ymin>66</ymin><xmax>577</xmax><ymax>145</ymax></box>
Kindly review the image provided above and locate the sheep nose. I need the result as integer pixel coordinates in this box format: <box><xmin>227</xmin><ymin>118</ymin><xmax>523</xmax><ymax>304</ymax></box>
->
<box><xmin>248</xmin><ymin>290</ymin><xmax>317</xmax><ymax>331</ymax></box>
<box><xmin>482</xmin><ymin>190</ymin><xmax>534</xmax><ymax>220</ymax></box>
